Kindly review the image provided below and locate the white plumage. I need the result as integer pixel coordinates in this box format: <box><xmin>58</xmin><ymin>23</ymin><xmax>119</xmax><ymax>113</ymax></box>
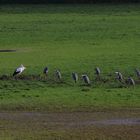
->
<box><xmin>13</xmin><ymin>64</ymin><xmax>26</xmax><ymax>76</ymax></box>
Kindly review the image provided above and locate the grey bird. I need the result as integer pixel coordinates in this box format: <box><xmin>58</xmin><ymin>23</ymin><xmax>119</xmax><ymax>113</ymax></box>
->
<box><xmin>115</xmin><ymin>72</ymin><xmax>123</xmax><ymax>82</ymax></box>
<box><xmin>135</xmin><ymin>69</ymin><xmax>140</xmax><ymax>79</ymax></box>
<box><xmin>43</xmin><ymin>67</ymin><xmax>49</xmax><ymax>75</ymax></box>
<box><xmin>82</xmin><ymin>75</ymin><xmax>90</xmax><ymax>85</ymax></box>
<box><xmin>55</xmin><ymin>70</ymin><xmax>62</xmax><ymax>80</ymax></box>
<box><xmin>72</xmin><ymin>72</ymin><xmax>78</xmax><ymax>83</ymax></box>
<box><xmin>95</xmin><ymin>67</ymin><xmax>101</xmax><ymax>76</ymax></box>
<box><xmin>128</xmin><ymin>77</ymin><xmax>135</xmax><ymax>86</ymax></box>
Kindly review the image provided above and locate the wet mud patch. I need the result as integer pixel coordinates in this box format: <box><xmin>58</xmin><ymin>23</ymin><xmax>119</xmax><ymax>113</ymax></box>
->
<box><xmin>0</xmin><ymin>110</ymin><xmax>140</xmax><ymax>140</ymax></box>
<box><xmin>0</xmin><ymin>110</ymin><xmax>140</xmax><ymax>127</ymax></box>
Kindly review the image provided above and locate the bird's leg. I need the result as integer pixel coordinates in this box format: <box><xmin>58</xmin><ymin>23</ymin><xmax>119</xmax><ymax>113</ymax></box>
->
<box><xmin>14</xmin><ymin>76</ymin><xmax>18</xmax><ymax>81</ymax></box>
<box><xmin>97</xmin><ymin>75</ymin><xmax>101</xmax><ymax>81</ymax></box>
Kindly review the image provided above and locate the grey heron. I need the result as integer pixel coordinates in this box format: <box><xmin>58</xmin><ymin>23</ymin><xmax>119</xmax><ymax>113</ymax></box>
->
<box><xmin>55</xmin><ymin>70</ymin><xmax>62</xmax><ymax>80</ymax></box>
<box><xmin>82</xmin><ymin>75</ymin><xmax>90</xmax><ymax>85</ymax></box>
<box><xmin>115</xmin><ymin>72</ymin><xmax>123</xmax><ymax>82</ymax></box>
<box><xmin>95</xmin><ymin>67</ymin><xmax>101</xmax><ymax>76</ymax></box>
<box><xmin>72</xmin><ymin>72</ymin><xmax>78</xmax><ymax>83</ymax></box>
<box><xmin>43</xmin><ymin>67</ymin><xmax>49</xmax><ymax>75</ymax></box>
<box><xmin>135</xmin><ymin>69</ymin><xmax>140</xmax><ymax>79</ymax></box>
<box><xmin>128</xmin><ymin>77</ymin><xmax>135</xmax><ymax>86</ymax></box>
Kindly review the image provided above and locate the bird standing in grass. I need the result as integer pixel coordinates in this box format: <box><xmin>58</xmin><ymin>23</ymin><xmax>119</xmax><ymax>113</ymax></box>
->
<box><xmin>72</xmin><ymin>72</ymin><xmax>78</xmax><ymax>83</ymax></box>
<box><xmin>135</xmin><ymin>69</ymin><xmax>140</xmax><ymax>79</ymax></box>
<box><xmin>115</xmin><ymin>72</ymin><xmax>123</xmax><ymax>82</ymax></box>
<box><xmin>127</xmin><ymin>77</ymin><xmax>135</xmax><ymax>86</ymax></box>
<box><xmin>95</xmin><ymin>67</ymin><xmax>101</xmax><ymax>80</ymax></box>
<box><xmin>55</xmin><ymin>70</ymin><xmax>62</xmax><ymax>81</ymax></box>
<box><xmin>95</xmin><ymin>67</ymin><xmax>101</xmax><ymax>76</ymax></box>
<box><xmin>82</xmin><ymin>75</ymin><xmax>90</xmax><ymax>85</ymax></box>
<box><xmin>13</xmin><ymin>64</ymin><xmax>26</xmax><ymax>77</ymax></box>
<box><xmin>43</xmin><ymin>67</ymin><xmax>49</xmax><ymax>76</ymax></box>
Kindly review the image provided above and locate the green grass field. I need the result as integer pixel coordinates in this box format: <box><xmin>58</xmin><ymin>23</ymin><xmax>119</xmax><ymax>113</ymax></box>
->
<box><xmin>0</xmin><ymin>4</ymin><xmax>140</xmax><ymax>140</ymax></box>
<box><xmin>0</xmin><ymin>4</ymin><xmax>140</xmax><ymax>111</ymax></box>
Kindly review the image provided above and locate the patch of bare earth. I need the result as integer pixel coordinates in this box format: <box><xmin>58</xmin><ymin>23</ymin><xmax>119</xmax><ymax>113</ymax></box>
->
<box><xmin>0</xmin><ymin>109</ymin><xmax>139</xmax><ymax>139</ymax></box>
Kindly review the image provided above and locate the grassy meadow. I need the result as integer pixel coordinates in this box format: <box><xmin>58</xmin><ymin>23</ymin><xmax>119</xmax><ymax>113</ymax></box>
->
<box><xmin>0</xmin><ymin>4</ymin><xmax>140</xmax><ymax>111</ymax></box>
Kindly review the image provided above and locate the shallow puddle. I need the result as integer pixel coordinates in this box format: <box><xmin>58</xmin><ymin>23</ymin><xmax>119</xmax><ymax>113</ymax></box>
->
<box><xmin>0</xmin><ymin>111</ymin><xmax>140</xmax><ymax>127</ymax></box>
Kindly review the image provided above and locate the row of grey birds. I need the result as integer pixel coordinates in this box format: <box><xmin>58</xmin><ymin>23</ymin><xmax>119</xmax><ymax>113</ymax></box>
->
<box><xmin>12</xmin><ymin>64</ymin><xmax>138</xmax><ymax>86</ymax></box>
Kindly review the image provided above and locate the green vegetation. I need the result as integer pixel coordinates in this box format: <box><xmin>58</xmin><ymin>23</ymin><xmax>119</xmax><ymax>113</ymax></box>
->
<box><xmin>0</xmin><ymin>4</ymin><xmax>140</xmax><ymax>111</ymax></box>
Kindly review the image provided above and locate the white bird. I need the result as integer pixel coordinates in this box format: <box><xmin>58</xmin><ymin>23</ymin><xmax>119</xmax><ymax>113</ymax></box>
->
<box><xmin>72</xmin><ymin>72</ymin><xmax>78</xmax><ymax>83</ymax></box>
<box><xmin>13</xmin><ymin>64</ymin><xmax>26</xmax><ymax>77</ymax></box>
<box><xmin>43</xmin><ymin>67</ymin><xmax>49</xmax><ymax>75</ymax></box>
<box><xmin>82</xmin><ymin>75</ymin><xmax>90</xmax><ymax>85</ymax></box>
<box><xmin>55</xmin><ymin>70</ymin><xmax>62</xmax><ymax>80</ymax></box>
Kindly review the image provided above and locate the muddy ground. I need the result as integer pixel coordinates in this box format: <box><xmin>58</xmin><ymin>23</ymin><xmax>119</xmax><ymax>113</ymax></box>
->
<box><xmin>0</xmin><ymin>109</ymin><xmax>140</xmax><ymax>139</ymax></box>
